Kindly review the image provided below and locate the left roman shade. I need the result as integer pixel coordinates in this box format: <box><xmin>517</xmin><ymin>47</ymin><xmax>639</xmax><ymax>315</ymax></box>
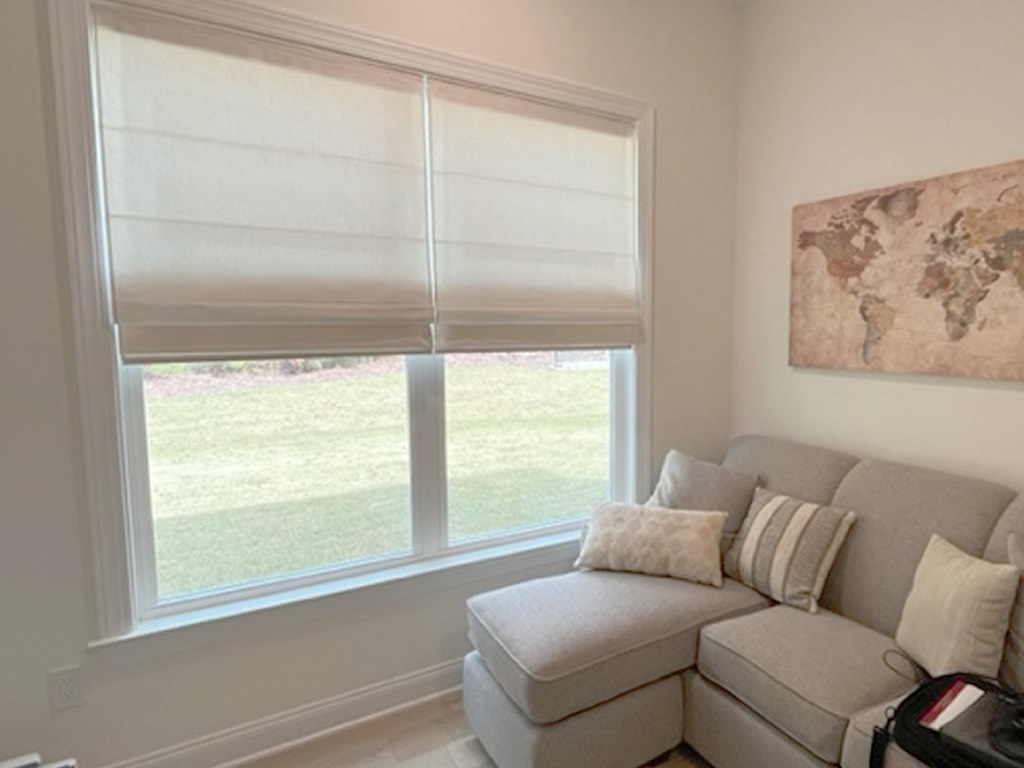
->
<box><xmin>92</xmin><ymin>6</ymin><xmax>433</xmax><ymax>362</ymax></box>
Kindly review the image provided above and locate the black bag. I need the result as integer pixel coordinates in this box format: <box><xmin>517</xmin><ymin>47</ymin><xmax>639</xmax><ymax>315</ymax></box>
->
<box><xmin>871</xmin><ymin>673</ymin><xmax>1024</xmax><ymax>768</ymax></box>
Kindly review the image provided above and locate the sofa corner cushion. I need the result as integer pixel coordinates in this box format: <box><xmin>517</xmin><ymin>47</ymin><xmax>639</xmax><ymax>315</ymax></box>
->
<box><xmin>697</xmin><ymin>605</ymin><xmax>912</xmax><ymax>764</ymax></box>
<box><xmin>722</xmin><ymin>435</ymin><xmax>859</xmax><ymax>505</ymax></box>
<box><xmin>841</xmin><ymin>694</ymin><xmax>928</xmax><ymax>768</ymax></box>
<box><xmin>467</xmin><ymin>570</ymin><xmax>769</xmax><ymax>724</ymax></box>
<box><xmin>648</xmin><ymin>449</ymin><xmax>758</xmax><ymax>534</ymax></box>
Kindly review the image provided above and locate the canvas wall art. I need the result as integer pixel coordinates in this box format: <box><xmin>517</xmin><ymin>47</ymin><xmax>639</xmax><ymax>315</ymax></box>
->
<box><xmin>790</xmin><ymin>158</ymin><xmax>1024</xmax><ymax>381</ymax></box>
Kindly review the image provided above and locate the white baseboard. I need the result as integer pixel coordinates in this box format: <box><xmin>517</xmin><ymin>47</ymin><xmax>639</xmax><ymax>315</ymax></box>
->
<box><xmin>102</xmin><ymin>659</ymin><xmax>464</xmax><ymax>768</ymax></box>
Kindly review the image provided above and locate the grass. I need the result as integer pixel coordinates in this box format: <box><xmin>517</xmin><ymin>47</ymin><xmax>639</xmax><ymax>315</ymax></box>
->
<box><xmin>145</xmin><ymin>357</ymin><xmax>609</xmax><ymax>598</ymax></box>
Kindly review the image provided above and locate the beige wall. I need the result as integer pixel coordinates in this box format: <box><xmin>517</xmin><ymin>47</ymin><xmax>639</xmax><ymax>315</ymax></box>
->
<box><xmin>0</xmin><ymin>1</ymin><xmax>740</xmax><ymax>765</ymax></box>
<box><xmin>733</xmin><ymin>0</ymin><xmax>1024</xmax><ymax>487</ymax></box>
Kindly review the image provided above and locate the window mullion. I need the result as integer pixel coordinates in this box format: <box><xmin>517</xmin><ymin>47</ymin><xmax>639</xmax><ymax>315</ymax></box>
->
<box><xmin>406</xmin><ymin>354</ymin><xmax>447</xmax><ymax>556</ymax></box>
<box><xmin>609</xmin><ymin>349</ymin><xmax>634</xmax><ymax>502</ymax></box>
<box><xmin>408</xmin><ymin>73</ymin><xmax>447</xmax><ymax>557</ymax></box>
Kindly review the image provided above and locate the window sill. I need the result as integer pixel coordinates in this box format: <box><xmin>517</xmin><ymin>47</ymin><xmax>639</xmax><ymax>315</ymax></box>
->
<box><xmin>87</xmin><ymin>529</ymin><xmax>580</xmax><ymax>661</ymax></box>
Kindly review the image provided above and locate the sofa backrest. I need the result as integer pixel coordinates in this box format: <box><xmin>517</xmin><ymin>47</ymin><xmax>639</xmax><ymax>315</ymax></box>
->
<box><xmin>722</xmin><ymin>435</ymin><xmax>859</xmax><ymax>504</ymax></box>
<box><xmin>824</xmin><ymin>459</ymin><xmax>1015</xmax><ymax>635</ymax></box>
<box><xmin>983</xmin><ymin>496</ymin><xmax>1024</xmax><ymax>692</ymax></box>
<box><xmin>723</xmin><ymin>435</ymin><xmax>1019</xmax><ymax>638</ymax></box>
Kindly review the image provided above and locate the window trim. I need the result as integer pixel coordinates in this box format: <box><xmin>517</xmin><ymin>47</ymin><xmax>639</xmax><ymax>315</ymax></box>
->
<box><xmin>49</xmin><ymin>0</ymin><xmax>653</xmax><ymax>641</ymax></box>
<box><xmin>89</xmin><ymin>528</ymin><xmax>583</xmax><ymax>656</ymax></box>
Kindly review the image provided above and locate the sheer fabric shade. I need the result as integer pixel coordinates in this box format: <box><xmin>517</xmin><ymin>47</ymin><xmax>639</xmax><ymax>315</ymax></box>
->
<box><xmin>92</xmin><ymin>7</ymin><xmax>639</xmax><ymax>362</ymax></box>
<box><xmin>429</xmin><ymin>82</ymin><xmax>638</xmax><ymax>352</ymax></box>
<box><xmin>94</xmin><ymin>8</ymin><xmax>432</xmax><ymax>361</ymax></box>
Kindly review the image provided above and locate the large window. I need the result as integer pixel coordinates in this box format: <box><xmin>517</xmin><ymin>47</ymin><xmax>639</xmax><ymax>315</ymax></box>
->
<box><xmin>50</xmin><ymin>0</ymin><xmax>650</xmax><ymax>633</ymax></box>
<box><xmin>141</xmin><ymin>351</ymin><xmax>614</xmax><ymax>605</ymax></box>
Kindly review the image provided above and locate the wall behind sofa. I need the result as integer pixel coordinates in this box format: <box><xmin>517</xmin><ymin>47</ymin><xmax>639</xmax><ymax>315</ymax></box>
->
<box><xmin>0</xmin><ymin>1</ymin><xmax>740</xmax><ymax>766</ymax></box>
<box><xmin>733</xmin><ymin>0</ymin><xmax>1024</xmax><ymax>488</ymax></box>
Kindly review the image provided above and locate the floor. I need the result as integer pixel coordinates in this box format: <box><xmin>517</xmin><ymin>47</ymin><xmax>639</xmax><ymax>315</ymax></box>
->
<box><xmin>241</xmin><ymin>690</ymin><xmax>710</xmax><ymax>768</ymax></box>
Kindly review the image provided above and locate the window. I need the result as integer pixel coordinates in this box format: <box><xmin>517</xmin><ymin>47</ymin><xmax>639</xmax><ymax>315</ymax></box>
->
<box><xmin>445</xmin><ymin>351</ymin><xmax>612</xmax><ymax>543</ymax></box>
<box><xmin>50</xmin><ymin>0</ymin><xmax>651</xmax><ymax>635</ymax></box>
<box><xmin>140</xmin><ymin>351</ymin><xmax>615</xmax><ymax>605</ymax></box>
<box><xmin>142</xmin><ymin>358</ymin><xmax>413</xmax><ymax>601</ymax></box>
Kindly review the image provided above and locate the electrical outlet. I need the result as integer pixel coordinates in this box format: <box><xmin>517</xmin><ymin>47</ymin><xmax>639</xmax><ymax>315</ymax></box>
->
<box><xmin>47</xmin><ymin>665</ymin><xmax>83</xmax><ymax>712</ymax></box>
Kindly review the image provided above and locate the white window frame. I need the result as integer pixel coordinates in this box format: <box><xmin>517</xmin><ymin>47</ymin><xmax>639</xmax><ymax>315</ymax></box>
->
<box><xmin>49</xmin><ymin>0</ymin><xmax>654</xmax><ymax>640</ymax></box>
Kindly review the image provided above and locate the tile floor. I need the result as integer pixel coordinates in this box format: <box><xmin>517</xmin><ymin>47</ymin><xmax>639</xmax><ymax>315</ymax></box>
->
<box><xmin>240</xmin><ymin>691</ymin><xmax>710</xmax><ymax>768</ymax></box>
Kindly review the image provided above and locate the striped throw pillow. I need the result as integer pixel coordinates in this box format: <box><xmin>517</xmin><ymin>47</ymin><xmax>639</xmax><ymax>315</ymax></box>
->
<box><xmin>723</xmin><ymin>488</ymin><xmax>856</xmax><ymax>612</ymax></box>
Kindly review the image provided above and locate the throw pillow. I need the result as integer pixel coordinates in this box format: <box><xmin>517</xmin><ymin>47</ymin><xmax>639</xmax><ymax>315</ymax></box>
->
<box><xmin>575</xmin><ymin>502</ymin><xmax>728</xmax><ymax>586</ymax></box>
<box><xmin>723</xmin><ymin>487</ymin><xmax>856</xmax><ymax>612</ymax></box>
<box><xmin>896</xmin><ymin>534</ymin><xmax>1019</xmax><ymax>679</ymax></box>
<box><xmin>997</xmin><ymin>532</ymin><xmax>1024</xmax><ymax>690</ymax></box>
<box><xmin>648</xmin><ymin>450</ymin><xmax>758</xmax><ymax>540</ymax></box>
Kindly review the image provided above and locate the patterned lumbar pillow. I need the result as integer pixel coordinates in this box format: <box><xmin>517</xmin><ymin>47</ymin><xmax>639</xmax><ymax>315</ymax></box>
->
<box><xmin>896</xmin><ymin>533</ymin><xmax>1019</xmax><ymax>678</ymax></box>
<box><xmin>575</xmin><ymin>502</ymin><xmax>728</xmax><ymax>587</ymax></box>
<box><xmin>723</xmin><ymin>488</ymin><xmax>856</xmax><ymax>611</ymax></box>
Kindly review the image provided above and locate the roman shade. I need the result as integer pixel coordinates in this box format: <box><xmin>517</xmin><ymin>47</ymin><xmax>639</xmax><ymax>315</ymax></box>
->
<box><xmin>92</xmin><ymin>6</ymin><xmax>640</xmax><ymax>361</ymax></box>
<box><xmin>93</xmin><ymin>7</ymin><xmax>432</xmax><ymax>361</ymax></box>
<box><xmin>429</xmin><ymin>82</ymin><xmax>639</xmax><ymax>352</ymax></box>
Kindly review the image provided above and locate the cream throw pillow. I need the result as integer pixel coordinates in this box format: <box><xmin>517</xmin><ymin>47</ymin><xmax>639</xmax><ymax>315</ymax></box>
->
<box><xmin>896</xmin><ymin>534</ymin><xmax>1019</xmax><ymax>678</ymax></box>
<box><xmin>575</xmin><ymin>502</ymin><xmax>727</xmax><ymax>587</ymax></box>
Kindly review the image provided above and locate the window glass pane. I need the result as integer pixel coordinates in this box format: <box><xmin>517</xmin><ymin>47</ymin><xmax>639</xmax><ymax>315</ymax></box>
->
<box><xmin>445</xmin><ymin>351</ymin><xmax>610</xmax><ymax>543</ymax></box>
<box><xmin>143</xmin><ymin>357</ymin><xmax>411</xmax><ymax>599</ymax></box>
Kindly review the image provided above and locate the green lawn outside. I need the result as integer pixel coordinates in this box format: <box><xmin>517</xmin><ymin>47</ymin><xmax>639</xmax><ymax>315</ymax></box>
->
<box><xmin>145</xmin><ymin>357</ymin><xmax>609</xmax><ymax>598</ymax></box>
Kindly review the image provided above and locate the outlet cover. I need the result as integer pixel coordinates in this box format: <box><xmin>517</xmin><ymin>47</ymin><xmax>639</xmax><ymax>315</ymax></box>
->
<box><xmin>48</xmin><ymin>665</ymin><xmax>83</xmax><ymax>712</ymax></box>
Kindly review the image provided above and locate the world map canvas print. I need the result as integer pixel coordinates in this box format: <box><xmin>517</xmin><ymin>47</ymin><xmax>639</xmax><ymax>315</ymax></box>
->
<box><xmin>791</xmin><ymin>158</ymin><xmax>1024</xmax><ymax>381</ymax></box>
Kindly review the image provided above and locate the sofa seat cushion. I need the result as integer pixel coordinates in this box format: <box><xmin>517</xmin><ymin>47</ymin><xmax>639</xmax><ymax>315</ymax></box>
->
<box><xmin>840</xmin><ymin>693</ymin><xmax>927</xmax><ymax>768</ymax></box>
<box><xmin>698</xmin><ymin>605</ymin><xmax>912</xmax><ymax>764</ymax></box>
<box><xmin>467</xmin><ymin>570</ymin><xmax>770</xmax><ymax>724</ymax></box>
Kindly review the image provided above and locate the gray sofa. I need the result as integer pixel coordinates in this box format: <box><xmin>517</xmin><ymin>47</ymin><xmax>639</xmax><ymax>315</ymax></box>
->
<box><xmin>462</xmin><ymin>435</ymin><xmax>1024</xmax><ymax>768</ymax></box>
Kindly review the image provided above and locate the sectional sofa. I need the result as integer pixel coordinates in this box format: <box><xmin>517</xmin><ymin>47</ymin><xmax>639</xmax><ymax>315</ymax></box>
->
<box><xmin>461</xmin><ymin>435</ymin><xmax>1024</xmax><ymax>768</ymax></box>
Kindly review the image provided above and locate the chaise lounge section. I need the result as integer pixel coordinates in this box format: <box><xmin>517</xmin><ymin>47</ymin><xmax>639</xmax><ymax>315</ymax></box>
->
<box><xmin>465</xmin><ymin>572</ymin><xmax>769</xmax><ymax>768</ymax></box>
<box><xmin>463</xmin><ymin>435</ymin><xmax>1024</xmax><ymax>768</ymax></box>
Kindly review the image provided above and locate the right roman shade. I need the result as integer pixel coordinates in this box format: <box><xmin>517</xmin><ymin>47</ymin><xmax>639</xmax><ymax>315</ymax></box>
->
<box><xmin>429</xmin><ymin>81</ymin><xmax>639</xmax><ymax>352</ymax></box>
